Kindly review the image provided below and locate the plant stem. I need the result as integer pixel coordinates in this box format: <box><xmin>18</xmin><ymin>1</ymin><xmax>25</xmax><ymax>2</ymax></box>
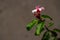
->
<box><xmin>44</xmin><ymin>25</ymin><xmax>50</xmax><ymax>31</ymax></box>
<box><xmin>39</xmin><ymin>15</ymin><xmax>50</xmax><ymax>31</ymax></box>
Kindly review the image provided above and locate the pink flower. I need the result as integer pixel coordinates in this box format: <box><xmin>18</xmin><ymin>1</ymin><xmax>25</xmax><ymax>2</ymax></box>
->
<box><xmin>32</xmin><ymin>5</ymin><xmax>45</xmax><ymax>14</ymax></box>
<box><xmin>32</xmin><ymin>5</ymin><xmax>45</xmax><ymax>19</ymax></box>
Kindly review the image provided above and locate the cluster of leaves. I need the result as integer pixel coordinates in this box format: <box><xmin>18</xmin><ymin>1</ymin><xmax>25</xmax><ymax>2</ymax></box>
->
<box><xmin>26</xmin><ymin>15</ymin><xmax>60</xmax><ymax>40</ymax></box>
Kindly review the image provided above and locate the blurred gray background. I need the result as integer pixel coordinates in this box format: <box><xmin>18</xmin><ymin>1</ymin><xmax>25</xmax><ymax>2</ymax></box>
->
<box><xmin>0</xmin><ymin>0</ymin><xmax>60</xmax><ymax>40</ymax></box>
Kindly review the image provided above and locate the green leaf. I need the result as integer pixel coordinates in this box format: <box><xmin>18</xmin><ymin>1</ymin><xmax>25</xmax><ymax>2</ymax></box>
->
<box><xmin>49</xmin><ymin>31</ymin><xmax>57</xmax><ymax>40</ymax></box>
<box><xmin>35</xmin><ymin>21</ymin><xmax>45</xmax><ymax>36</ymax></box>
<box><xmin>42</xmin><ymin>31</ymin><xmax>50</xmax><ymax>40</ymax></box>
<box><xmin>53</xmin><ymin>29</ymin><xmax>60</xmax><ymax>32</ymax></box>
<box><xmin>53</xmin><ymin>37</ymin><xmax>57</xmax><ymax>40</ymax></box>
<box><xmin>42</xmin><ymin>31</ymin><xmax>57</xmax><ymax>40</ymax></box>
<box><xmin>41</xmin><ymin>15</ymin><xmax>53</xmax><ymax>20</ymax></box>
<box><xmin>50</xmin><ymin>31</ymin><xmax>57</xmax><ymax>37</ymax></box>
<box><xmin>48</xmin><ymin>22</ymin><xmax>54</xmax><ymax>27</ymax></box>
<box><xmin>50</xmin><ymin>37</ymin><xmax>57</xmax><ymax>40</ymax></box>
<box><xmin>26</xmin><ymin>19</ymin><xmax>38</xmax><ymax>31</ymax></box>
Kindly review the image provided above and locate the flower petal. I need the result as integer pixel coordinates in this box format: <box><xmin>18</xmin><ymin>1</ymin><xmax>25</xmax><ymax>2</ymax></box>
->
<box><xmin>32</xmin><ymin>9</ymin><xmax>37</xmax><ymax>13</ymax></box>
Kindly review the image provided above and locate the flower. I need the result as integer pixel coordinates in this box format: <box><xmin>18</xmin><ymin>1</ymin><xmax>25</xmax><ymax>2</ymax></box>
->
<box><xmin>32</xmin><ymin>5</ymin><xmax>45</xmax><ymax>14</ymax></box>
<box><xmin>32</xmin><ymin>5</ymin><xmax>45</xmax><ymax>19</ymax></box>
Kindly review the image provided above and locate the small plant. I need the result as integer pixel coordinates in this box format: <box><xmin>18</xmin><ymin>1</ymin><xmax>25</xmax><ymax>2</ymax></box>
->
<box><xmin>26</xmin><ymin>5</ymin><xmax>60</xmax><ymax>40</ymax></box>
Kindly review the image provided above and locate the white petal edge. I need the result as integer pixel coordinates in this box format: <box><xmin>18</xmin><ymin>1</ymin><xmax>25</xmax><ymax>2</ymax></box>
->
<box><xmin>32</xmin><ymin>9</ymin><xmax>37</xmax><ymax>13</ymax></box>
<box><xmin>39</xmin><ymin>7</ymin><xmax>45</xmax><ymax>11</ymax></box>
